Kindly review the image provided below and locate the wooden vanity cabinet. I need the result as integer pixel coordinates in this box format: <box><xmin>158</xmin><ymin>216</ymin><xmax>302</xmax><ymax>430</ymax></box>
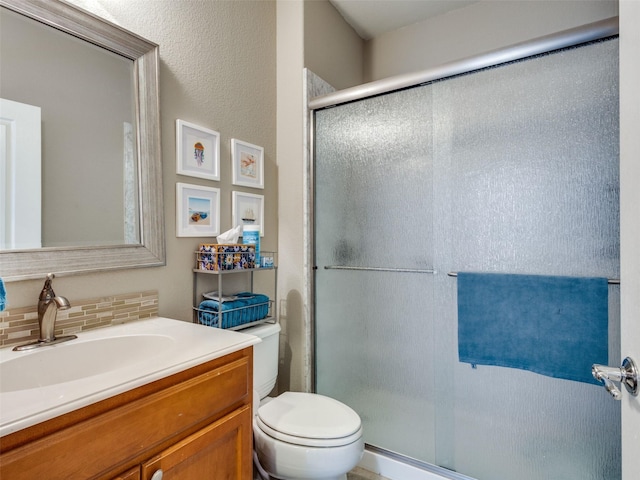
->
<box><xmin>0</xmin><ymin>347</ymin><xmax>254</xmax><ymax>480</ymax></box>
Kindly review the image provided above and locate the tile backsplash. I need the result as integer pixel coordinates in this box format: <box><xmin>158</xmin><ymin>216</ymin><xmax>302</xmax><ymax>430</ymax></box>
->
<box><xmin>0</xmin><ymin>290</ymin><xmax>158</xmax><ymax>348</ymax></box>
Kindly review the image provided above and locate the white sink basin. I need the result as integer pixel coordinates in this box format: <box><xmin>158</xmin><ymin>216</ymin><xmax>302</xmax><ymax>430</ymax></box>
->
<box><xmin>0</xmin><ymin>334</ymin><xmax>174</xmax><ymax>393</ymax></box>
<box><xmin>0</xmin><ymin>317</ymin><xmax>260</xmax><ymax>437</ymax></box>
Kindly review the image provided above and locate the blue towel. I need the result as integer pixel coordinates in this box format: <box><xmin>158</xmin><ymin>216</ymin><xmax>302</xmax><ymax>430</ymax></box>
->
<box><xmin>457</xmin><ymin>272</ymin><xmax>608</xmax><ymax>385</ymax></box>
<box><xmin>0</xmin><ymin>277</ymin><xmax>6</xmax><ymax>311</ymax></box>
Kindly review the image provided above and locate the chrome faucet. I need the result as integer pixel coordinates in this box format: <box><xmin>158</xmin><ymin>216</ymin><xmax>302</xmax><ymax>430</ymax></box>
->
<box><xmin>13</xmin><ymin>273</ymin><xmax>76</xmax><ymax>351</ymax></box>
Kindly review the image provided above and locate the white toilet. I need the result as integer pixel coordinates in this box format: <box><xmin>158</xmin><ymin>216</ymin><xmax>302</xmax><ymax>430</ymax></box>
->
<box><xmin>244</xmin><ymin>322</ymin><xmax>364</xmax><ymax>480</ymax></box>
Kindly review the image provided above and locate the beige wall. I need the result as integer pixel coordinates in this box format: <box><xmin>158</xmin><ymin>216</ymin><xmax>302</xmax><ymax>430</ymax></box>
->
<box><xmin>364</xmin><ymin>0</ymin><xmax>619</xmax><ymax>82</ymax></box>
<box><xmin>276</xmin><ymin>0</ymin><xmax>307</xmax><ymax>393</ymax></box>
<box><xmin>304</xmin><ymin>0</ymin><xmax>364</xmax><ymax>89</ymax></box>
<box><xmin>4</xmin><ymin>1</ymin><xmax>277</xmax><ymax>327</ymax></box>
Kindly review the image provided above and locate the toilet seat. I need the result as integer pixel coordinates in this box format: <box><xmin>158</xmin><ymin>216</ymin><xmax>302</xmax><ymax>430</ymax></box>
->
<box><xmin>256</xmin><ymin>392</ymin><xmax>362</xmax><ymax>448</ymax></box>
<box><xmin>256</xmin><ymin>416</ymin><xmax>363</xmax><ymax>448</ymax></box>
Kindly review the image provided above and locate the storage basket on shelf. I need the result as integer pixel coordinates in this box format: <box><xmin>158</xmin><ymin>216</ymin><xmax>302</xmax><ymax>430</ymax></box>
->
<box><xmin>197</xmin><ymin>292</ymin><xmax>271</xmax><ymax>329</ymax></box>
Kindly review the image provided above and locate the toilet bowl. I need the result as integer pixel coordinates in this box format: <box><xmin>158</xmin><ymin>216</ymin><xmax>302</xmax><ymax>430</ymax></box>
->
<box><xmin>254</xmin><ymin>391</ymin><xmax>364</xmax><ymax>480</ymax></box>
<box><xmin>242</xmin><ymin>323</ymin><xmax>364</xmax><ymax>480</ymax></box>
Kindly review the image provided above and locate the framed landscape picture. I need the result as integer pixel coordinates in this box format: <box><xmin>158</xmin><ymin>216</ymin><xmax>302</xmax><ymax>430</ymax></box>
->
<box><xmin>176</xmin><ymin>183</ymin><xmax>220</xmax><ymax>237</ymax></box>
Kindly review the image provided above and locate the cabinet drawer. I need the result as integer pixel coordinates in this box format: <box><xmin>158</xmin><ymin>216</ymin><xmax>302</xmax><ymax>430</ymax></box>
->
<box><xmin>141</xmin><ymin>405</ymin><xmax>253</xmax><ymax>480</ymax></box>
<box><xmin>0</xmin><ymin>356</ymin><xmax>250</xmax><ymax>479</ymax></box>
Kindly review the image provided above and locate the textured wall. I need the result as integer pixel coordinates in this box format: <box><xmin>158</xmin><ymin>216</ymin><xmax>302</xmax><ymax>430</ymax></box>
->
<box><xmin>304</xmin><ymin>0</ymin><xmax>364</xmax><ymax>90</ymax></box>
<box><xmin>276</xmin><ymin>0</ymin><xmax>305</xmax><ymax>393</ymax></box>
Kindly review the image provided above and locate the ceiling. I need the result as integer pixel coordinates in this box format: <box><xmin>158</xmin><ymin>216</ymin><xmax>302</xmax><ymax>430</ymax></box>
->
<box><xmin>329</xmin><ymin>0</ymin><xmax>479</xmax><ymax>40</ymax></box>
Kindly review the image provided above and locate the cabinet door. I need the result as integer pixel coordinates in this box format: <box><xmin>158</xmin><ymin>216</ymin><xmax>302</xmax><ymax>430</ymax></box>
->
<box><xmin>141</xmin><ymin>405</ymin><xmax>253</xmax><ymax>480</ymax></box>
<box><xmin>113</xmin><ymin>466</ymin><xmax>140</xmax><ymax>480</ymax></box>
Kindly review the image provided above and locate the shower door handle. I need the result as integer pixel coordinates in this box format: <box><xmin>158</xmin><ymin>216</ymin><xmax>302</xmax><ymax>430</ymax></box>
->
<box><xmin>592</xmin><ymin>357</ymin><xmax>638</xmax><ymax>399</ymax></box>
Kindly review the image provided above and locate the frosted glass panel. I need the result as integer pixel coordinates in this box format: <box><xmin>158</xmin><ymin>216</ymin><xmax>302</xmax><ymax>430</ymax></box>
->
<box><xmin>314</xmin><ymin>38</ymin><xmax>619</xmax><ymax>480</ymax></box>
<box><xmin>315</xmin><ymin>87</ymin><xmax>436</xmax><ymax>460</ymax></box>
<box><xmin>431</xmin><ymin>39</ymin><xmax>620</xmax><ymax>480</ymax></box>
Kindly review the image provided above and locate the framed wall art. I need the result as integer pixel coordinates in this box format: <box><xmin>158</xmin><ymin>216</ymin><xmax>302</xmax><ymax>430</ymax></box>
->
<box><xmin>176</xmin><ymin>119</ymin><xmax>220</xmax><ymax>181</ymax></box>
<box><xmin>231</xmin><ymin>138</ymin><xmax>264</xmax><ymax>189</ymax></box>
<box><xmin>176</xmin><ymin>183</ymin><xmax>220</xmax><ymax>237</ymax></box>
<box><xmin>232</xmin><ymin>191</ymin><xmax>264</xmax><ymax>236</ymax></box>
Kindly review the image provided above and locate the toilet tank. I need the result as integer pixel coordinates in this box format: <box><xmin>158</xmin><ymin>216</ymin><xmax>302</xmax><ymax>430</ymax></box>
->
<box><xmin>242</xmin><ymin>322</ymin><xmax>281</xmax><ymax>399</ymax></box>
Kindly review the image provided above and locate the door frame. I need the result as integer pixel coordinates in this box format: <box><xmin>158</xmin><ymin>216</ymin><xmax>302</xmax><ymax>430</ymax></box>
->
<box><xmin>619</xmin><ymin>2</ymin><xmax>640</xmax><ymax>478</ymax></box>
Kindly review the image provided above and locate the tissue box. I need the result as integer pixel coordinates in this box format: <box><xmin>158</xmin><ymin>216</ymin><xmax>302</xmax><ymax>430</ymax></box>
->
<box><xmin>197</xmin><ymin>244</ymin><xmax>256</xmax><ymax>271</ymax></box>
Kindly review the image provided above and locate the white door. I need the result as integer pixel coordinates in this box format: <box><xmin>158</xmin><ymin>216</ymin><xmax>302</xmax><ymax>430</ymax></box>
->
<box><xmin>620</xmin><ymin>2</ymin><xmax>640</xmax><ymax>479</ymax></box>
<box><xmin>0</xmin><ymin>98</ymin><xmax>41</xmax><ymax>249</ymax></box>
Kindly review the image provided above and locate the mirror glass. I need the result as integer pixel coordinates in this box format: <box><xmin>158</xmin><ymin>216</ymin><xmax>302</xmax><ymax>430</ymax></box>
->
<box><xmin>0</xmin><ymin>0</ymin><xmax>165</xmax><ymax>281</ymax></box>
<box><xmin>1</xmin><ymin>7</ymin><xmax>139</xmax><ymax>250</ymax></box>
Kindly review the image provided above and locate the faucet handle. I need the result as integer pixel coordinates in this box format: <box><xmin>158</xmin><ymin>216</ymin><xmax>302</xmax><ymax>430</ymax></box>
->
<box><xmin>40</xmin><ymin>273</ymin><xmax>56</xmax><ymax>300</ymax></box>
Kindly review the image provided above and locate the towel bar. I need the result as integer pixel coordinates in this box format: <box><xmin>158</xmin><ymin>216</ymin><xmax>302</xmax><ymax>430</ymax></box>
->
<box><xmin>323</xmin><ymin>265</ymin><xmax>436</xmax><ymax>274</ymax></box>
<box><xmin>447</xmin><ymin>271</ymin><xmax>620</xmax><ymax>284</ymax></box>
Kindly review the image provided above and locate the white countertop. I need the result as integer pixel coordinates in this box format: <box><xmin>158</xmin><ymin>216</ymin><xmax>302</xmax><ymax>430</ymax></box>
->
<box><xmin>0</xmin><ymin>317</ymin><xmax>260</xmax><ymax>437</ymax></box>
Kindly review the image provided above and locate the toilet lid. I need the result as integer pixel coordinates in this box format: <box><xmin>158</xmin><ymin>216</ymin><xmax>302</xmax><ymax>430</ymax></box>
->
<box><xmin>257</xmin><ymin>392</ymin><xmax>362</xmax><ymax>446</ymax></box>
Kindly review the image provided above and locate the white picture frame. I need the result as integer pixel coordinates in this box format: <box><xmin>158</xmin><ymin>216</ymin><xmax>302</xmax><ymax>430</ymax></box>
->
<box><xmin>176</xmin><ymin>119</ymin><xmax>220</xmax><ymax>181</ymax></box>
<box><xmin>231</xmin><ymin>138</ymin><xmax>264</xmax><ymax>189</ymax></box>
<box><xmin>176</xmin><ymin>183</ymin><xmax>220</xmax><ymax>237</ymax></box>
<box><xmin>232</xmin><ymin>191</ymin><xmax>265</xmax><ymax>237</ymax></box>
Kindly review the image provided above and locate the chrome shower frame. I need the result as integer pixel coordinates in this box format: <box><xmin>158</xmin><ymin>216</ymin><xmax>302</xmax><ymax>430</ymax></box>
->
<box><xmin>309</xmin><ymin>18</ymin><xmax>618</xmax><ymax>111</ymax></box>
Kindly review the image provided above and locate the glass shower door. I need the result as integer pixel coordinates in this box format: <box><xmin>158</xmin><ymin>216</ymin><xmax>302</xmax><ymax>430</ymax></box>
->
<box><xmin>314</xmin><ymin>37</ymin><xmax>619</xmax><ymax>480</ymax></box>
<box><xmin>430</xmin><ymin>39</ymin><xmax>620</xmax><ymax>479</ymax></box>
<box><xmin>314</xmin><ymin>85</ymin><xmax>438</xmax><ymax>461</ymax></box>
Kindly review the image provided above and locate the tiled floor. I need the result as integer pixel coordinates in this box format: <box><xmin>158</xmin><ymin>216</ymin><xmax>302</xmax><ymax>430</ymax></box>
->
<box><xmin>347</xmin><ymin>467</ymin><xmax>392</xmax><ymax>480</ymax></box>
